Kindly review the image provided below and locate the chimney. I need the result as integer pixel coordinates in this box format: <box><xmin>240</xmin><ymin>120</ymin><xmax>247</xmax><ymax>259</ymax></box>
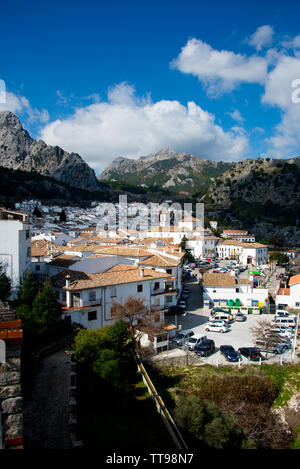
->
<box><xmin>65</xmin><ymin>274</ymin><xmax>71</xmax><ymax>289</ymax></box>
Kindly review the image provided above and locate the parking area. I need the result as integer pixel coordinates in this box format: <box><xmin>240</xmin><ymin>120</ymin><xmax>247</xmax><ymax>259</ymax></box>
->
<box><xmin>167</xmin><ymin>278</ymin><xmax>299</xmax><ymax>366</ymax></box>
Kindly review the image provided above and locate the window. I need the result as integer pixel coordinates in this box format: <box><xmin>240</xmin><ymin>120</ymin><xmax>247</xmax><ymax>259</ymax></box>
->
<box><xmin>26</xmin><ymin>230</ymin><xmax>30</xmax><ymax>239</ymax></box>
<box><xmin>296</xmin><ymin>302</ymin><xmax>300</xmax><ymax>307</ymax></box>
<box><xmin>88</xmin><ymin>311</ymin><xmax>97</xmax><ymax>321</ymax></box>
<box><xmin>236</xmin><ymin>287</ymin><xmax>239</xmax><ymax>293</ymax></box>
<box><xmin>154</xmin><ymin>282</ymin><xmax>160</xmax><ymax>291</ymax></box>
<box><xmin>166</xmin><ymin>295</ymin><xmax>173</xmax><ymax>303</ymax></box>
<box><xmin>137</xmin><ymin>284</ymin><xmax>143</xmax><ymax>293</ymax></box>
<box><xmin>166</xmin><ymin>268</ymin><xmax>172</xmax><ymax>275</ymax></box>
<box><xmin>89</xmin><ymin>291</ymin><xmax>96</xmax><ymax>301</ymax></box>
<box><xmin>35</xmin><ymin>265</ymin><xmax>40</xmax><ymax>271</ymax></box>
<box><xmin>27</xmin><ymin>247</ymin><xmax>31</xmax><ymax>257</ymax></box>
<box><xmin>110</xmin><ymin>286</ymin><xmax>117</xmax><ymax>297</ymax></box>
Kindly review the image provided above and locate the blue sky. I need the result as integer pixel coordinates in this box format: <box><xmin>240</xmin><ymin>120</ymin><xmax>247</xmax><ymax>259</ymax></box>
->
<box><xmin>1</xmin><ymin>0</ymin><xmax>300</xmax><ymax>173</ymax></box>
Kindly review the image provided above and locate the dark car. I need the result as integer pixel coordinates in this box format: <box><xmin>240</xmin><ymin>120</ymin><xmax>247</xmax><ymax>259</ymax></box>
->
<box><xmin>238</xmin><ymin>347</ymin><xmax>262</xmax><ymax>361</ymax></box>
<box><xmin>210</xmin><ymin>307</ymin><xmax>228</xmax><ymax>316</ymax></box>
<box><xmin>195</xmin><ymin>339</ymin><xmax>215</xmax><ymax>357</ymax></box>
<box><xmin>220</xmin><ymin>345</ymin><xmax>240</xmax><ymax>362</ymax></box>
<box><xmin>165</xmin><ymin>306</ymin><xmax>184</xmax><ymax>316</ymax></box>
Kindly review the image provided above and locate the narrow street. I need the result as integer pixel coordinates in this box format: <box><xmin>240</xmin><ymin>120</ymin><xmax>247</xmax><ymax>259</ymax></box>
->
<box><xmin>23</xmin><ymin>350</ymin><xmax>71</xmax><ymax>449</ymax></box>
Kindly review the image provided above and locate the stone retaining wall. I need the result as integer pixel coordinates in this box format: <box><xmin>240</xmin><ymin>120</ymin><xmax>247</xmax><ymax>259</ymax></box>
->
<box><xmin>0</xmin><ymin>346</ymin><xmax>23</xmax><ymax>449</ymax></box>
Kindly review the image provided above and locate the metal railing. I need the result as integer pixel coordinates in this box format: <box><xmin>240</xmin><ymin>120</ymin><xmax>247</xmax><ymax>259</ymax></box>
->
<box><xmin>133</xmin><ymin>350</ymin><xmax>188</xmax><ymax>451</ymax></box>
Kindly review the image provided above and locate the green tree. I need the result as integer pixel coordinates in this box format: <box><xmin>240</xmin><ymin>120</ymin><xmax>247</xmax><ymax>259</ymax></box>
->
<box><xmin>0</xmin><ymin>263</ymin><xmax>11</xmax><ymax>302</ymax></box>
<box><xmin>59</xmin><ymin>209</ymin><xmax>67</xmax><ymax>222</ymax></box>
<box><xmin>269</xmin><ymin>252</ymin><xmax>289</xmax><ymax>264</ymax></box>
<box><xmin>30</xmin><ymin>279</ymin><xmax>62</xmax><ymax>339</ymax></box>
<box><xmin>72</xmin><ymin>320</ymin><xmax>130</xmax><ymax>390</ymax></box>
<box><xmin>16</xmin><ymin>271</ymin><xmax>38</xmax><ymax>306</ymax></box>
<box><xmin>174</xmin><ymin>394</ymin><xmax>254</xmax><ymax>449</ymax></box>
<box><xmin>179</xmin><ymin>235</ymin><xmax>195</xmax><ymax>263</ymax></box>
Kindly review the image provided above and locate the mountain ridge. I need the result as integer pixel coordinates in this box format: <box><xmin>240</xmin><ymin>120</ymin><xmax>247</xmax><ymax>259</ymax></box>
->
<box><xmin>0</xmin><ymin>111</ymin><xmax>104</xmax><ymax>192</ymax></box>
<box><xmin>99</xmin><ymin>147</ymin><xmax>233</xmax><ymax>193</ymax></box>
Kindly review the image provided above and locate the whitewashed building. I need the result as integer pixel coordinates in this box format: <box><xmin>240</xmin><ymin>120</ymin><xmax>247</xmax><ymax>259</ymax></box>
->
<box><xmin>51</xmin><ymin>264</ymin><xmax>176</xmax><ymax>353</ymax></box>
<box><xmin>0</xmin><ymin>208</ymin><xmax>32</xmax><ymax>290</ymax></box>
<box><xmin>275</xmin><ymin>274</ymin><xmax>300</xmax><ymax>311</ymax></box>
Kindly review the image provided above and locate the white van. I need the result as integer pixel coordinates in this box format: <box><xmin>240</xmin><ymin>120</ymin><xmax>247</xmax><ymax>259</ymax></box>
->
<box><xmin>209</xmin><ymin>312</ymin><xmax>233</xmax><ymax>323</ymax></box>
<box><xmin>273</xmin><ymin>317</ymin><xmax>297</xmax><ymax>328</ymax></box>
<box><xmin>186</xmin><ymin>333</ymin><xmax>207</xmax><ymax>351</ymax></box>
<box><xmin>172</xmin><ymin>329</ymin><xmax>194</xmax><ymax>346</ymax></box>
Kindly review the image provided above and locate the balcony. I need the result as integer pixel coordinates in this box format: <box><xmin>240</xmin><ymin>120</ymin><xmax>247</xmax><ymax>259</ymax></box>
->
<box><xmin>150</xmin><ymin>304</ymin><xmax>168</xmax><ymax>312</ymax></box>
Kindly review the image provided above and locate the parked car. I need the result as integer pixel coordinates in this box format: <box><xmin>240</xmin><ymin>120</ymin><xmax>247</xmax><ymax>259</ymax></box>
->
<box><xmin>275</xmin><ymin>310</ymin><xmax>293</xmax><ymax>318</ymax></box>
<box><xmin>209</xmin><ymin>314</ymin><xmax>229</xmax><ymax>324</ymax></box>
<box><xmin>205</xmin><ymin>323</ymin><xmax>229</xmax><ymax>333</ymax></box>
<box><xmin>255</xmin><ymin>339</ymin><xmax>286</xmax><ymax>355</ymax></box>
<box><xmin>210</xmin><ymin>312</ymin><xmax>234</xmax><ymax>323</ymax></box>
<box><xmin>195</xmin><ymin>339</ymin><xmax>215</xmax><ymax>357</ymax></box>
<box><xmin>210</xmin><ymin>319</ymin><xmax>228</xmax><ymax>326</ymax></box>
<box><xmin>172</xmin><ymin>330</ymin><xmax>194</xmax><ymax>346</ymax></box>
<box><xmin>273</xmin><ymin>317</ymin><xmax>297</xmax><ymax>328</ymax></box>
<box><xmin>270</xmin><ymin>325</ymin><xmax>294</xmax><ymax>336</ymax></box>
<box><xmin>186</xmin><ymin>333</ymin><xmax>207</xmax><ymax>351</ymax></box>
<box><xmin>235</xmin><ymin>313</ymin><xmax>247</xmax><ymax>322</ymax></box>
<box><xmin>265</xmin><ymin>328</ymin><xmax>294</xmax><ymax>340</ymax></box>
<box><xmin>209</xmin><ymin>307</ymin><xmax>228</xmax><ymax>316</ymax></box>
<box><xmin>220</xmin><ymin>345</ymin><xmax>240</xmax><ymax>362</ymax></box>
<box><xmin>238</xmin><ymin>347</ymin><xmax>262</xmax><ymax>361</ymax></box>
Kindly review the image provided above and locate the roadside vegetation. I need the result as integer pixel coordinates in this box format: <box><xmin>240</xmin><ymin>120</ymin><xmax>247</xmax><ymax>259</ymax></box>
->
<box><xmin>72</xmin><ymin>322</ymin><xmax>175</xmax><ymax>449</ymax></box>
<box><xmin>147</xmin><ymin>363</ymin><xmax>300</xmax><ymax>449</ymax></box>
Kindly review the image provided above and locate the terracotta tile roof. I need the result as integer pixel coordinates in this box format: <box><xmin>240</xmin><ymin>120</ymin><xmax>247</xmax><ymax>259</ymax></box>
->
<box><xmin>51</xmin><ymin>265</ymin><xmax>172</xmax><ymax>291</ymax></box>
<box><xmin>94</xmin><ymin>247</ymin><xmax>152</xmax><ymax>258</ymax></box>
<box><xmin>31</xmin><ymin>240</ymin><xmax>63</xmax><ymax>257</ymax></box>
<box><xmin>203</xmin><ymin>273</ymin><xmax>236</xmax><ymax>287</ymax></box>
<box><xmin>48</xmin><ymin>255</ymin><xmax>81</xmax><ymax>267</ymax></box>
<box><xmin>289</xmin><ymin>274</ymin><xmax>300</xmax><ymax>286</ymax></box>
<box><xmin>180</xmin><ymin>216</ymin><xmax>201</xmax><ymax>222</ymax></box>
<box><xmin>237</xmin><ymin>278</ymin><xmax>252</xmax><ymax>285</ymax></box>
<box><xmin>223</xmin><ymin>230</ymin><xmax>248</xmax><ymax>233</ymax></box>
<box><xmin>66</xmin><ymin>244</ymin><xmax>104</xmax><ymax>252</ymax></box>
<box><xmin>139</xmin><ymin>254</ymin><xmax>180</xmax><ymax>267</ymax></box>
<box><xmin>277</xmin><ymin>288</ymin><xmax>290</xmax><ymax>295</ymax></box>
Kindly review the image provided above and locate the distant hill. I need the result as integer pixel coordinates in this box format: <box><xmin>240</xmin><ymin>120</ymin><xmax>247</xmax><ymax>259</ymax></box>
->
<box><xmin>98</xmin><ymin>147</ymin><xmax>232</xmax><ymax>195</ymax></box>
<box><xmin>0</xmin><ymin>166</ymin><xmax>112</xmax><ymax>206</ymax></box>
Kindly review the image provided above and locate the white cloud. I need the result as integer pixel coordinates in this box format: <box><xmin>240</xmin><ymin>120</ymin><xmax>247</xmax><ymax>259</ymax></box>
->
<box><xmin>170</xmin><ymin>38</ymin><xmax>268</xmax><ymax>95</ymax></box>
<box><xmin>39</xmin><ymin>83</ymin><xmax>249</xmax><ymax>172</ymax></box>
<box><xmin>226</xmin><ymin>109</ymin><xmax>245</xmax><ymax>123</ymax></box>
<box><xmin>0</xmin><ymin>91</ymin><xmax>49</xmax><ymax>123</ymax></box>
<box><xmin>247</xmin><ymin>25</ymin><xmax>274</xmax><ymax>51</ymax></box>
<box><xmin>261</xmin><ymin>54</ymin><xmax>300</xmax><ymax>155</ymax></box>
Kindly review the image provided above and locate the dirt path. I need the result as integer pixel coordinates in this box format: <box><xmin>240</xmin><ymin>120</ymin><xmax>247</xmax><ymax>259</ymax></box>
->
<box><xmin>23</xmin><ymin>349</ymin><xmax>71</xmax><ymax>449</ymax></box>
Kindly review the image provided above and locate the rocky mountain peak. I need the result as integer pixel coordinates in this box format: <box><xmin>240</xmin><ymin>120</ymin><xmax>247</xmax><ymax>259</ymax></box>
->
<box><xmin>0</xmin><ymin>111</ymin><xmax>101</xmax><ymax>191</ymax></box>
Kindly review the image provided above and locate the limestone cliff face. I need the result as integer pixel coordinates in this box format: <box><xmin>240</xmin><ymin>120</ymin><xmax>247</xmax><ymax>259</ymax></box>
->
<box><xmin>0</xmin><ymin>111</ymin><xmax>100</xmax><ymax>191</ymax></box>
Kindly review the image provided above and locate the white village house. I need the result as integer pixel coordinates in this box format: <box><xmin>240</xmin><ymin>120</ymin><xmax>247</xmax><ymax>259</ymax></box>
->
<box><xmin>51</xmin><ymin>263</ymin><xmax>177</xmax><ymax>353</ymax></box>
<box><xmin>202</xmin><ymin>273</ymin><xmax>269</xmax><ymax>309</ymax></box>
<box><xmin>0</xmin><ymin>208</ymin><xmax>32</xmax><ymax>291</ymax></box>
